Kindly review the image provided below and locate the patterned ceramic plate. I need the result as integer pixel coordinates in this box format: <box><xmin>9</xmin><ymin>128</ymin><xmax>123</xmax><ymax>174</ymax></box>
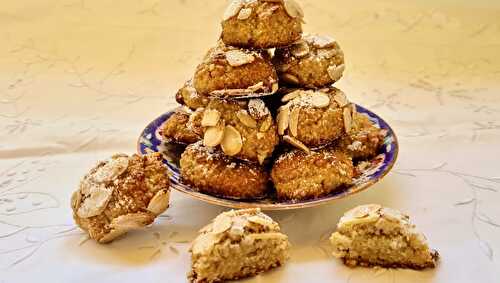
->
<box><xmin>137</xmin><ymin>105</ymin><xmax>398</xmax><ymax>210</ymax></box>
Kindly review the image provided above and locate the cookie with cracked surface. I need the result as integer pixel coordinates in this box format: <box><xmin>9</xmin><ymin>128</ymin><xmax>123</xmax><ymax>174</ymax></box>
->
<box><xmin>158</xmin><ymin>108</ymin><xmax>203</xmax><ymax>145</ymax></box>
<box><xmin>180</xmin><ymin>142</ymin><xmax>270</xmax><ymax>200</ymax></box>
<box><xmin>200</xmin><ymin>97</ymin><xmax>279</xmax><ymax>164</ymax></box>
<box><xmin>276</xmin><ymin>87</ymin><xmax>354</xmax><ymax>149</ymax></box>
<box><xmin>189</xmin><ymin>208</ymin><xmax>290</xmax><ymax>283</ymax></box>
<box><xmin>193</xmin><ymin>41</ymin><xmax>278</xmax><ymax>98</ymax></box>
<box><xmin>273</xmin><ymin>34</ymin><xmax>345</xmax><ymax>88</ymax></box>
<box><xmin>71</xmin><ymin>153</ymin><xmax>170</xmax><ymax>243</ymax></box>
<box><xmin>330</xmin><ymin>204</ymin><xmax>439</xmax><ymax>269</ymax></box>
<box><xmin>271</xmin><ymin>147</ymin><xmax>354</xmax><ymax>200</ymax></box>
<box><xmin>221</xmin><ymin>0</ymin><xmax>303</xmax><ymax>48</ymax></box>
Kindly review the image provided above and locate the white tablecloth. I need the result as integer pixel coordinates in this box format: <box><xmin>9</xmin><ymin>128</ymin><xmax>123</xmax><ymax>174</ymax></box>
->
<box><xmin>1</xmin><ymin>0</ymin><xmax>499</xmax><ymax>282</ymax></box>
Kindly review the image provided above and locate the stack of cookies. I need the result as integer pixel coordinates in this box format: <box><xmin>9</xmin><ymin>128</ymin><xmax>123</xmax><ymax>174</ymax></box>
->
<box><xmin>160</xmin><ymin>0</ymin><xmax>386</xmax><ymax>201</ymax></box>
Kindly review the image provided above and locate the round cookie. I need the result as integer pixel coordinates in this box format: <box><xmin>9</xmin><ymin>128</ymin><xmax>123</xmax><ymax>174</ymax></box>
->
<box><xmin>221</xmin><ymin>0</ymin><xmax>303</xmax><ymax>48</ymax></box>
<box><xmin>201</xmin><ymin>97</ymin><xmax>279</xmax><ymax>164</ymax></box>
<box><xmin>193</xmin><ymin>41</ymin><xmax>278</xmax><ymax>98</ymax></box>
<box><xmin>176</xmin><ymin>79</ymin><xmax>209</xmax><ymax>110</ymax></box>
<box><xmin>273</xmin><ymin>34</ymin><xmax>345</xmax><ymax>88</ymax></box>
<box><xmin>271</xmin><ymin>147</ymin><xmax>354</xmax><ymax>200</ymax></box>
<box><xmin>180</xmin><ymin>142</ymin><xmax>269</xmax><ymax>200</ymax></box>
<box><xmin>159</xmin><ymin>108</ymin><xmax>203</xmax><ymax>145</ymax></box>
<box><xmin>337</xmin><ymin>111</ymin><xmax>387</xmax><ymax>160</ymax></box>
<box><xmin>71</xmin><ymin>153</ymin><xmax>170</xmax><ymax>243</ymax></box>
<box><xmin>276</xmin><ymin>87</ymin><xmax>355</xmax><ymax>149</ymax></box>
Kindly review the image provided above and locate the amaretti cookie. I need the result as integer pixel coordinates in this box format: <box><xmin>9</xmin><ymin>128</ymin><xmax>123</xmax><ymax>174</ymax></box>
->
<box><xmin>330</xmin><ymin>204</ymin><xmax>439</xmax><ymax>269</ymax></box>
<box><xmin>158</xmin><ymin>108</ymin><xmax>203</xmax><ymax>145</ymax></box>
<box><xmin>71</xmin><ymin>153</ymin><xmax>170</xmax><ymax>243</ymax></box>
<box><xmin>180</xmin><ymin>142</ymin><xmax>269</xmax><ymax>199</ymax></box>
<box><xmin>276</xmin><ymin>87</ymin><xmax>354</xmax><ymax>150</ymax></box>
<box><xmin>193</xmin><ymin>41</ymin><xmax>278</xmax><ymax>98</ymax></box>
<box><xmin>273</xmin><ymin>34</ymin><xmax>345</xmax><ymax>88</ymax></box>
<box><xmin>175</xmin><ymin>79</ymin><xmax>209</xmax><ymax>110</ymax></box>
<box><xmin>201</xmin><ymin>97</ymin><xmax>279</xmax><ymax>164</ymax></box>
<box><xmin>189</xmin><ymin>208</ymin><xmax>290</xmax><ymax>282</ymax></box>
<box><xmin>221</xmin><ymin>0</ymin><xmax>303</xmax><ymax>48</ymax></box>
<box><xmin>271</xmin><ymin>147</ymin><xmax>354</xmax><ymax>200</ymax></box>
<box><xmin>337</xmin><ymin>111</ymin><xmax>387</xmax><ymax>160</ymax></box>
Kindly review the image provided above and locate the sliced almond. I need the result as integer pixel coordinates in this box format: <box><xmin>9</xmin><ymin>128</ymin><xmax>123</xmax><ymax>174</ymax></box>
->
<box><xmin>204</xmin><ymin>122</ymin><xmax>225</xmax><ymax>147</ymax></box>
<box><xmin>351</xmin><ymin>103</ymin><xmax>357</xmax><ymax>116</ymax></box>
<box><xmin>201</xmin><ymin>109</ymin><xmax>221</xmax><ymax>127</ymax></box>
<box><xmin>147</xmin><ymin>189</ymin><xmax>170</xmax><ymax>216</ymax></box>
<box><xmin>327</xmin><ymin>64</ymin><xmax>345</xmax><ymax>82</ymax></box>
<box><xmin>237</xmin><ymin>7</ymin><xmax>252</xmax><ymax>20</ymax></box>
<box><xmin>111</xmin><ymin>212</ymin><xmax>154</xmax><ymax>230</ymax></box>
<box><xmin>290</xmin><ymin>41</ymin><xmax>310</xmax><ymax>58</ymax></box>
<box><xmin>223</xmin><ymin>0</ymin><xmax>243</xmax><ymax>21</ymax></box>
<box><xmin>317</xmin><ymin>48</ymin><xmax>337</xmax><ymax>58</ymax></box>
<box><xmin>283</xmin><ymin>0</ymin><xmax>304</xmax><ymax>18</ymax></box>
<box><xmin>247</xmin><ymin>81</ymin><xmax>264</xmax><ymax>91</ymax></box>
<box><xmin>281</xmin><ymin>90</ymin><xmax>302</xmax><ymax>102</ymax></box>
<box><xmin>311</xmin><ymin>93</ymin><xmax>331</xmax><ymax>108</ymax></box>
<box><xmin>271</xmin><ymin>82</ymin><xmax>279</xmax><ymax>93</ymax></box>
<box><xmin>192</xmin><ymin>233</ymin><xmax>219</xmax><ymax>255</ymax></box>
<box><xmin>212</xmin><ymin>214</ymin><xmax>232</xmax><ymax>234</ymax></box>
<box><xmin>343</xmin><ymin>107</ymin><xmax>353</xmax><ymax>133</ymax></box>
<box><xmin>333</xmin><ymin>92</ymin><xmax>349</xmax><ymax>107</ymax></box>
<box><xmin>283</xmin><ymin>135</ymin><xmax>310</xmax><ymax>153</ymax></box>
<box><xmin>237</xmin><ymin>110</ymin><xmax>258</xmax><ymax>128</ymax></box>
<box><xmin>77</xmin><ymin>184</ymin><xmax>113</xmax><ymax>218</ymax></box>
<box><xmin>277</xmin><ymin>107</ymin><xmax>290</xmax><ymax>135</ymax></box>
<box><xmin>225</xmin><ymin>50</ymin><xmax>255</xmax><ymax>67</ymax></box>
<box><xmin>350</xmin><ymin>204</ymin><xmax>382</xmax><ymax>218</ymax></box>
<box><xmin>289</xmin><ymin>107</ymin><xmax>300</xmax><ymax>137</ymax></box>
<box><xmin>221</xmin><ymin>125</ymin><xmax>243</xmax><ymax>156</ymax></box>
<box><xmin>92</xmin><ymin>156</ymin><xmax>129</xmax><ymax>183</ymax></box>
<box><xmin>99</xmin><ymin>228</ymin><xmax>127</xmax><ymax>243</ymax></box>
<box><xmin>259</xmin><ymin>115</ymin><xmax>272</xmax><ymax>132</ymax></box>
<box><xmin>306</xmin><ymin>34</ymin><xmax>336</xmax><ymax>48</ymax></box>
<box><xmin>281</xmin><ymin>73</ymin><xmax>300</xmax><ymax>85</ymax></box>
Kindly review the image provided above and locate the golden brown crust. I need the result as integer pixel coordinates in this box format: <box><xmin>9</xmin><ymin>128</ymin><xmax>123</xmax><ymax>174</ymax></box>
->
<box><xmin>271</xmin><ymin>147</ymin><xmax>354</xmax><ymax>200</ymax></box>
<box><xmin>273</xmin><ymin>34</ymin><xmax>345</xmax><ymax>88</ymax></box>
<box><xmin>175</xmin><ymin>79</ymin><xmax>209</xmax><ymax>110</ymax></box>
<box><xmin>180</xmin><ymin>142</ymin><xmax>270</xmax><ymax>199</ymax></box>
<box><xmin>221</xmin><ymin>0</ymin><xmax>303</xmax><ymax>48</ymax></box>
<box><xmin>193</xmin><ymin>41</ymin><xmax>278</xmax><ymax>97</ymax></box>
<box><xmin>337</xmin><ymin>112</ymin><xmax>386</xmax><ymax>160</ymax></box>
<box><xmin>72</xmin><ymin>153</ymin><xmax>170</xmax><ymax>243</ymax></box>
<box><xmin>158</xmin><ymin>109</ymin><xmax>202</xmax><ymax>145</ymax></box>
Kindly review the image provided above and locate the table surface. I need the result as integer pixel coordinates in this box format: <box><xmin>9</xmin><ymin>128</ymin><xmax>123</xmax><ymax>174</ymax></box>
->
<box><xmin>1</xmin><ymin>0</ymin><xmax>499</xmax><ymax>282</ymax></box>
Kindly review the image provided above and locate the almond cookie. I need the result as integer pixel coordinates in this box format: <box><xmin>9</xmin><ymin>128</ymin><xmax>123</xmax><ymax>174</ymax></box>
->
<box><xmin>71</xmin><ymin>153</ymin><xmax>170</xmax><ymax>243</ymax></box>
<box><xmin>271</xmin><ymin>147</ymin><xmax>354</xmax><ymax>200</ymax></box>
<box><xmin>193</xmin><ymin>41</ymin><xmax>278</xmax><ymax>98</ymax></box>
<box><xmin>189</xmin><ymin>208</ymin><xmax>290</xmax><ymax>282</ymax></box>
<box><xmin>158</xmin><ymin>108</ymin><xmax>203</xmax><ymax>145</ymax></box>
<box><xmin>276</xmin><ymin>87</ymin><xmax>354</xmax><ymax>149</ymax></box>
<box><xmin>180</xmin><ymin>142</ymin><xmax>270</xmax><ymax>199</ymax></box>
<box><xmin>330</xmin><ymin>204</ymin><xmax>439</xmax><ymax>269</ymax></box>
<box><xmin>273</xmin><ymin>34</ymin><xmax>345</xmax><ymax>88</ymax></box>
<box><xmin>337</xmin><ymin>111</ymin><xmax>387</xmax><ymax>160</ymax></box>
<box><xmin>200</xmin><ymin>97</ymin><xmax>278</xmax><ymax>164</ymax></box>
<box><xmin>221</xmin><ymin>0</ymin><xmax>303</xmax><ymax>48</ymax></box>
<box><xmin>175</xmin><ymin>79</ymin><xmax>209</xmax><ymax>110</ymax></box>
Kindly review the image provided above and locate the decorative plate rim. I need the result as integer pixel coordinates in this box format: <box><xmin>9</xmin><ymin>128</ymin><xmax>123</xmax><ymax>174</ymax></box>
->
<box><xmin>137</xmin><ymin>104</ymin><xmax>399</xmax><ymax>211</ymax></box>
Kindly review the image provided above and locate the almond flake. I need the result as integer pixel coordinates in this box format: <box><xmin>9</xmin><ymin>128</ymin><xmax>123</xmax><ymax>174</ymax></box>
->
<box><xmin>147</xmin><ymin>189</ymin><xmax>170</xmax><ymax>216</ymax></box>
<box><xmin>289</xmin><ymin>107</ymin><xmax>300</xmax><ymax>137</ymax></box>
<box><xmin>77</xmin><ymin>183</ymin><xmax>113</xmax><ymax>218</ymax></box>
<box><xmin>212</xmin><ymin>215</ymin><xmax>232</xmax><ymax>234</ymax></box>
<box><xmin>259</xmin><ymin>115</ymin><xmax>272</xmax><ymax>132</ymax></box>
<box><xmin>92</xmin><ymin>156</ymin><xmax>129</xmax><ymax>183</ymax></box>
<box><xmin>111</xmin><ymin>212</ymin><xmax>154</xmax><ymax>230</ymax></box>
<box><xmin>237</xmin><ymin>7</ymin><xmax>252</xmax><ymax>20</ymax></box>
<box><xmin>281</xmin><ymin>90</ymin><xmax>302</xmax><ymax>102</ymax></box>
<box><xmin>351</xmin><ymin>204</ymin><xmax>382</xmax><ymax>218</ymax></box>
<box><xmin>306</xmin><ymin>34</ymin><xmax>336</xmax><ymax>48</ymax></box>
<box><xmin>343</xmin><ymin>107</ymin><xmax>353</xmax><ymax>133</ymax></box>
<box><xmin>201</xmin><ymin>109</ymin><xmax>220</xmax><ymax>127</ymax></box>
<box><xmin>277</xmin><ymin>107</ymin><xmax>290</xmax><ymax>135</ymax></box>
<box><xmin>247</xmin><ymin>81</ymin><xmax>264</xmax><ymax>91</ymax></box>
<box><xmin>204</xmin><ymin>122</ymin><xmax>225</xmax><ymax>147</ymax></box>
<box><xmin>291</xmin><ymin>41</ymin><xmax>310</xmax><ymax>58</ymax></box>
<box><xmin>283</xmin><ymin>135</ymin><xmax>310</xmax><ymax>153</ymax></box>
<box><xmin>225</xmin><ymin>50</ymin><xmax>255</xmax><ymax>67</ymax></box>
<box><xmin>311</xmin><ymin>93</ymin><xmax>330</xmax><ymax>108</ymax></box>
<box><xmin>237</xmin><ymin>110</ymin><xmax>258</xmax><ymax>128</ymax></box>
<box><xmin>333</xmin><ymin>92</ymin><xmax>349</xmax><ymax>107</ymax></box>
<box><xmin>99</xmin><ymin>229</ymin><xmax>127</xmax><ymax>243</ymax></box>
<box><xmin>221</xmin><ymin>125</ymin><xmax>243</xmax><ymax>156</ymax></box>
<box><xmin>192</xmin><ymin>233</ymin><xmax>218</xmax><ymax>255</ymax></box>
<box><xmin>327</xmin><ymin>64</ymin><xmax>345</xmax><ymax>82</ymax></box>
<box><xmin>281</xmin><ymin>73</ymin><xmax>300</xmax><ymax>85</ymax></box>
<box><xmin>271</xmin><ymin>82</ymin><xmax>279</xmax><ymax>93</ymax></box>
<box><xmin>223</xmin><ymin>0</ymin><xmax>243</xmax><ymax>21</ymax></box>
<box><xmin>283</xmin><ymin>0</ymin><xmax>304</xmax><ymax>18</ymax></box>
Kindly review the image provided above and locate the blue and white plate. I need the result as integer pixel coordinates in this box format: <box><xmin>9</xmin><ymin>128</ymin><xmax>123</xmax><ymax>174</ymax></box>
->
<box><xmin>137</xmin><ymin>105</ymin><xmax>398</xmax><ymax>210</ymax></box>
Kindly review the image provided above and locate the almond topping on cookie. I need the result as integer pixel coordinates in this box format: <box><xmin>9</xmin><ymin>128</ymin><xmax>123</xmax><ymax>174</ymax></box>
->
<box><xmin>283</xmin><ymin>0</ymin><xmax>304</xmax><ymax>19</ymax></box>
<box><xmin>289</xmin><ymin>107</ymin><xmax>300</xmax><ymax>137</ymax></box>
<box><xmin>283</xmin><ymin>135</ymin><xmax>310</xmax><ymax>153</ymax></box>
<box><xmin>225</xmin><ymin>50</ymin><xmax>255</xmax><ymax>67</ymax></box>
<box><xmin>327</xmin><ymin>64</ymin><xmax>345</xmax><ymax>81</ymax></box>
<box><xmin>147</xmin><ymin>189</ymin><xmax>170</xmax><ymax>216</ymax></box>
<box><xmin>223</xmin><ymin>0</ymin><xmax>244</xmax><ymax>21</ymax></box>
<box><xmin>281</xmin><ymin>73</ymin><xmax>300</xmax><ymax>85</ymax></box>
<box><xmin>237</xmin><ymin>7</ymin><xmax>252</xmax><ymax>20</ymax></box>
<box><xmin>277</xmin><ymin>107</ymin><xmax>290</xmax><ymax>135</ymax></box>
<box><xmin>343</xmin><ymin>107</ymin><xmax>353</xmax><ymax>133</ymax></box>
<box><xmin>311</xmin><ymin>93</ymin><xmax>330</xmax><ymax>108</ymax></box>
<box><xmin>221</xmin><ymin>125</ymin><xmax>243</xmax><ymax>156</ymax></box>
<box><xmin>291</xmin><ymin>40</ymin><xmax>310</xmax><ymax>58</ymax></box>
<box><xmin>204</xmin><ymin>122</ymin><xmax>225</xmax><ymax>147</ymax></box>
<box><xmin>201</xmin><ymin>109</ymin><xmax>221</xmax><ymax>127</ymax></box>
<box><xmin>237</xmin><ymin>110</ymin><xmax>258</xmax><ymax>128</ymax></box>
